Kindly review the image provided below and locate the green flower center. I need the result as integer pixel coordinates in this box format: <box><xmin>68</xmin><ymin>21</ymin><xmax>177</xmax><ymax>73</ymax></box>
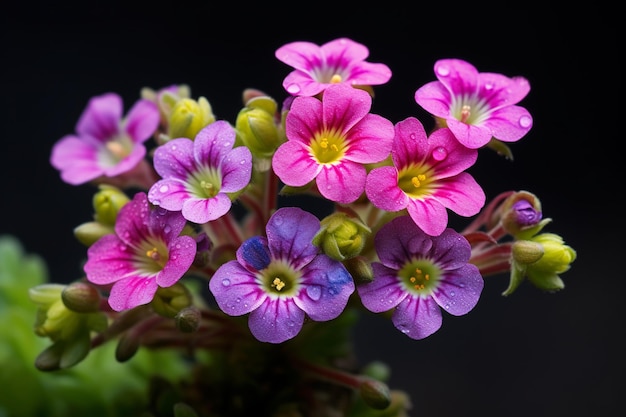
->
<box><xmin>397</xmin><ymin>164</ymin><xmax>435</xmax><ymax>198</ymax></box>
<box><xmin>309</xmin><ymin>129</ymin><xmax>347</xmax><ymax>164</ymax></box>
<box><xmin>398</xmin><ymin>259</ymin><xmax>441</xmax><ymax>295</ymax></box>
<box><xmin>187</xmin><ymin>166</ymin><xmax>222</xmax><ymax>198</ymax></box>
<box><xmin>134</xmin><ymin>237</ymin><xmax>169</xmax><ymax>273</ymax></box>
<box><xmin>450</xmin><ymin>94</ymin><xmax>491</xmax><ymax>125</ymax></box>
<box><xmin>261</xmin><ymin>260</ymin><xmax>301</xmax><ymax>296</ymax></box>
<box><xmin>100</xmin><ymin>133</ymin><xmax>134</xmax><ymax>166</ymax></box>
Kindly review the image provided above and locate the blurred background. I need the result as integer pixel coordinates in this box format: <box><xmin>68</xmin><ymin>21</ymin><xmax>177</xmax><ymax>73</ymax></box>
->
<box><xmin>1</xmin><ymin>2</ymin><xmax>620</xmax><ymax>417</ymax></box>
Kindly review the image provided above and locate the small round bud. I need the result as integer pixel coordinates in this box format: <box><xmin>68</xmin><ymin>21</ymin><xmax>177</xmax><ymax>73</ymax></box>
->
<box><xmin>92</xmin><ymin>185</ymin><xmax>130</xmax><ymax>226</ymax></box>
<box><xmin>175</xmin><ymin>306</ymin><xmax>202</xmax><ymax>333</ymax></box>
<box><xmin>168</xmin><ymin>97</ymin><xmax>215</xmax><ymax>140</ymax></box>
<box><xmin>61</xmin><ymin>282</ymin><xmax>101</xmax><ymax>313</ymax></box>
<box><xmin>359</xmin><ymin>378</ymin><xmax>392</xmax><ymax>410</ymax></box>
<box><xmin>73</xmin><ymin>221</ymin><xmax>114</xmax><ymax>246</ymax></box>
<box><xmin>511</xmin><ymin>240</ymin><xmax>544</xmax><ymax>265</ymax></box>
<box><xmin>115</xmin><ymin>332</ymin><xmax>140</xmax><ymax>362</ymax></box>
<box><xmin>499</xmin><ymin>191</ymin><xmax>542</xmax><ymax>236</ymax></box>
<box><xmin>235</xmin><ymin>96</ymin><xmax>282</xmax><ymax>158</ymax></box>
<box><xmin>313</xmin><ymin>212</ymin><xmax>371</xmax><ymax>261</ymax></box>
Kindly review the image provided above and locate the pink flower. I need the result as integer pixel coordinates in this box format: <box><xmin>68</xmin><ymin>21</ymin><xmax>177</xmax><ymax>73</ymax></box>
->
<box><xmin>365</xmin><ymin>117</ymin><xmax>485</xmax><ymax>236</ymax></box>
<box><xmin>272</xmin><ymin>83</ymin><xmax>394</xmax><ymax>204</ymax></box>
<box><xmin>275</xmin><ymin>37</ymin><xmax>392</xmax><ymax>97</ymax></box>
<box><xmin>50</xmin><ymin>93</ymin><xmax>160</xmax><ymax>185</ymax></box>
<box><xmin>357</xmin><ymin>215</ymin><xmax>484</xmax><ymax>340</ymax></box>
<box><xmin>147</xmin><ymin>121</ymin><xmax>252</xmax><ymax>224</ymax></box>
<box><xmin>84</xmin><ymin>192</ymin><xmax>197</xmax><ymax>312</ymax></box>
<box><xmin>414</xmin><ymin>59</ymin><xmax>533</xmax><ymax>149</ymax></box>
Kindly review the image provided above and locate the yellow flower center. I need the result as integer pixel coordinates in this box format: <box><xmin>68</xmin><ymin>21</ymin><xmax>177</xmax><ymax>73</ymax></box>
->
<box><xmin>309</xmin><ymin>130</ymin><xmax>346</xmax><ymax>164</ymax></box>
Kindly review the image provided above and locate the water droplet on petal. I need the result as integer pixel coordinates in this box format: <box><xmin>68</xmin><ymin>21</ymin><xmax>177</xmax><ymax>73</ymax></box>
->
<box><xmin>286</xmin><ymin>84</ymin><xmax>301</xmax><ymax>94</ymax></box>
<box><xmin>519</xmin><ymin>115</ymin><xmax>532</xmax><ymax>128</ymax></box>
<box><xmin>436</xmin><ymin>65</ymin><xmax>450</xmax><ymax>77</ymax></box>
<box><xmin>432</xmin><ymin>146</ymin><xmax>447</xmax><ymax>161</ymax></box>
<box><xmin>485</xmin><ymin>82</ymin><xmax>493</xmax><ymax>90</ymax></box>
<box><xmin>450</xmin><ymin>291</ymin><xmax>456</xmax><ymax>297</ymax></box>
<box><xmin>171</xmin><ymin>145</ymin><xmax>177</xmax><ymax>150</ymax></box>
<box><xmin>163</xmin><ymin>225</ymin><xmax>171</xmax><ymax>234</ymax></box>
<box><xmin>409</xmin><ymin>133</ymin><xmax>416</xmax><ymax>140</ymax></box>
<box><xmin>159</xmin><ymin>185</ymin><xmax>169</xmax><ymax>193</ymax></box>
<box><xmin>221</xmin><ymin>279</ymin><xmax>231</xmax><ymax>287</ymax></box>
<box><xmin>306</xmin><ymin>285</ymin><xmax>322</xmax><ymax>301</ymax></box>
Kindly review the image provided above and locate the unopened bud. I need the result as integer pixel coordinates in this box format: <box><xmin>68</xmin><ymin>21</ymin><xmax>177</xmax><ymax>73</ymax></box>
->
<box><xmin>359</xmin><ymin>378</ymin><xmax>391</xmax><ymax>410</ymax></box>
<box><xmin>235</xmin><ymin>96</ymin><xmax>282</xmax><ymax>158</ymax></box>
<box><xmin>344</xmin><ymin>256</ymin><xmax>374</xmax><ymax>283</ymax></box>
<box><xmin>176</xmin><ymin>306</ymin><xmax>201</xmax><ymax>333</ymax></box>
<box><xmin>313</xmin><ymin>212</ymin><xmax>371</xmax><ymax>261</ymax></box>
<box><xmin>93</xmin><ymin>185</ymin><xmax>130</xmax><ymax>226</ymax></box>
<box><xmin>61</xmin><ymin>282</ymin><xmax>101</xmax><ymax>313</ymax></box>
<box><xmin>511</xmin><ymin>240</ymin><xmax>544</xmax><ymax>265</ymax></box>
<box><xmin>74</xmin><ymin>221</ymin><xmax>114</xmax><ymax>246</ymax></box>
<box><xmin>115</xmin><ymin>332</ymin><xmax>140</xmax><ymax>362</ymax></box>
<box><xmin>500</xmin><ymin>191</ymin><xmax>543</xmax><ymax>236</ymax></box>
<box><xmin>151</xmin><ymin>283</ymin><xmax>192</xmax><ymax>318</ymax></box>
<box><xmin>168</xmin><ymin>97</ymin><xmax>215</xmax><ymax>140</ymax></box>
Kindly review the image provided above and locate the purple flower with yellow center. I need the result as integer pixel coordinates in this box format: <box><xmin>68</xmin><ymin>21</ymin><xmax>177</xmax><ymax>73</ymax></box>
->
<box><xmin>208</xmin><ymin>207</ymin><xmax>355</xmax><ymax>344</ymax></box>
<box><xmin>365</xmin><ymin>117</ymin><xmax>485</xmax><ymax>236</ymax></box>
<box><xmin>147</xmin><ymin>120</ymin><xmax>252</xmax><ymax>224</ymax></box>
<box><xmin>50</xmin><ymin>93</ymin><xmax>160</xmax><ymax>185</ymax></box>
<box><xmin>275</xmin><ymin>37</ymin><xmax>392</xmax><ymax>97</ymax></box>
<box><xmin>84</xmin><ymin>192</ymin><xmax>197</xmax><ymax>312</ymax></box>
<box><xmin>414</xmin><ymin>59</ymin><xmax>533</xmax><ymax>149</ymax></box>
<box><xmin>357</xmin><ymin>215</ymin><xmax>484</xmax><ymax>340</ymax></box>
<box><xmin>272</xmin><ymin>83</ymin><xmax>394</xmax><ymax>204</ymax></box>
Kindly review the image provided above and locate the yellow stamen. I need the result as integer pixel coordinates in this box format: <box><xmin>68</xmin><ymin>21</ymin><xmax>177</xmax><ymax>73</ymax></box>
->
<box><xmin>106</xmin><ymin>141</ymin><xmax>127</xmax><ymax>158</ymax></box>
<box><xmin>200</xmin><ymin>180</ymin><xmax>214</xmax><ymax>191</ymax></box>
<box><xmin>320</xmin><ymin>138</ymin><xmax>329</xmax><ymax>149</ymax></box>
<box><xmin>146</xmin><ymin>248</ymin><xmax>160</xmax><ymax>260</ymax></box>
<box><xmin>272</xmin><ymin>277</ymin><xmax>286</xmax><ymax>291</ymax></box>
<box><xmin>330</xmin><ymin>74</ymin><xmax>342</xmax><ymax>84</ymax></box>
<box><xmin>411</xmin><ymin>174</ymin><xmax>426</xmax><ymax>188</ymax></box>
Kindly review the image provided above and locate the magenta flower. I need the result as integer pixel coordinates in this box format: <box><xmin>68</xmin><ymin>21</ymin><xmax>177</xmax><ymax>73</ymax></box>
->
<box><xmin>414</xmin><ymin>59</ymin><xmax>533</xmax><ymax>149</ymax></box>
<box><xmin>272</xmin><ymin>83</ymin><xmax>394</xmax><ymax>204</ymax></box>
<box><xmin>50</xmin><ymin>93</ymin><xmax>160</xmax><ymax>185</ymax></box>
<box><xmin>365</xmin><ymin>117</ymin><xmax>485</xmax><ymax>236</ymax></box>
<box><xmin>147</xmin><ymin>120</ymin><xmax>252</xmax><ymax>224</ymax></box>
<box><xmin>84</xmin><ymin>192</ymin><xmax>197</xmax><ymax>312</ymax></box>
<box><xmin>357</xmin><ymin>215</ymin><xmax>484</xmax><ymax>340</ymax></box>
<box><xmin>209</xmin><ymin>207</ymin><xmax>355</xmax><ymax>344</ymax></box>
<box><xmin>275</xmin><ymin>37</ymin><xmax>392</xmax><ymax>97</ymax></box>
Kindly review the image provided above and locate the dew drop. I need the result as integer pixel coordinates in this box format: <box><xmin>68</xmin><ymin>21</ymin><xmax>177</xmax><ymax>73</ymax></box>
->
<box><xmin>432</xmin><ymin>146</ymin><xmax>447</xmax><ymax>161</ymax></box>
<box><xmin>450</xmin><ymin>291</ymin><xmax>456</xmax><ymax>297</ymax></box>
<box><xmin>152</xmin><ymin>199</ymin><xmax>160</xmax><ymax>206</ymax></box>
<box><xmin>306</xmin><ymin>285</ymin><xmax>322</xmax><ymax>300</ymax></box>
<box><xmin>163</xmin><ymin>225</ymin><xmax>171</xmax><ymax>234</ymax></box>
<box><xmin>519</xmin><ymin>115</ymin><xmax>532</xmax><ymax>128</ymax></box>
<box><xmin>286</xmin><ymin>84</ymin><xmax>301</xmax><ymax>94</ymax></box>
<box><xmin>436</xmin><ymin>65</ymin><xmax>450</xmax><ymax>77</ymax></box>
<box><xmin>171</xmin><ymin>145</ymin><xmax>177</xmax><ymax>150</ymax></box>
<box><xmin>409</xmin><ymin>133</ymin><xmax>416</xmax><ymax>140</ymax></box>
<box><xmin>159</xmin><ymin>185</ymin><xmax>169</xmax><ymax>193</ymax></box>
<box><xmin>485</xmin><ymin>82</ymin><xmax>493</xmax><ymax>90</ymax></box>
<box><xmin>235</xmin><ymin>297</ymin><xmax>241</xmax><ymax>303</ymax></box>
<box><xmin>221</xmin><ymin>278</ymin><xmax>231</xmax><ymax>286</ymax></box>
<box><xmin>240</xmin><ymin>160</ymin><xmax>246</xmax><ymax>164</ymax></box>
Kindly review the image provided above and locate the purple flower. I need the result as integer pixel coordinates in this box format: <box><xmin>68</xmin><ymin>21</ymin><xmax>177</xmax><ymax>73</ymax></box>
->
<box><xmin>50</xmin><ymin>93</ymin><xmax>160</xmax><ymax>185</ymax></box>
<box><xmin>357</xmin><ymin>215</ymin><xmax>484</xmax><ymax>340</ymax></box>
<box><xmin>414</xmin><ymin>59</ymin><xmax>533</xmax><ymax>149</ymax></box>
<box><xmin>148</xmin><ymin>120</ymin><xmax>252</xmax><ymax>224</ymax></box>
<box><xmin>272</xmin><ymin>83</ymin><xmax>394</xmax><ymax>204</ymax></box>
<box><xmin>275</xmin><ymin>37</ymin><xmax>392</xmax><ymax>97</ymax></box>
<box><xmin>209</xmin><ymin>207</ymin><xmax>355</xmax><ymax>343</ymax></box>
<box><xmin>365</xmin><ymin>117</ymin><xmax>485</xmax><ymax>236</ymax></box>
<box><xmin>84</xmin><ymin>192</ymin><xmax>197</xmax><ymax>312</ymax></box>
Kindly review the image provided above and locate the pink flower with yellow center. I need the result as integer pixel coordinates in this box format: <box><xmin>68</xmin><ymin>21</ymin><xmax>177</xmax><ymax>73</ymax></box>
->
<box><xmin>365</xmin><ymin>117</ymin><xmax>485</xmax><ymax>236</ymax></box>
<box><xmin>414</xmin><ymin>58</ymin><xmax>533</xmax><ymax>149</ymax></box>
<box><xmin>275</xmin><ymin>37</ymin><xmax>392</xmax><ymax>97</ymax></box>
<box><xmin>272</xmin><ymin>83</ymin><xmax>394</xmax><ymax>204</ymax></box>
<box><xmin>50</xmin><ymin>93</ymin><xmax>160</xmax><ymax>185</ymax></box>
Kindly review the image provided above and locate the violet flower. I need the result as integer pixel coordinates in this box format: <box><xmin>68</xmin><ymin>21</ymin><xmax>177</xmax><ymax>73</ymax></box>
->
<box><xmin>209</xmin><ymin>207</ymin><xmax>355</xmax><ymax>344</ymax></box>
<box><xmin>275</xmin><ymin>37</ymin><xmax>392</xmax><ymax>97</ymax></box>
<box><xmin>147</xmin><ymin>120</ymin><xmax>252</xmax><ymax>224</ymax></box>
<box><xmin>414</xmin><ymin>59</ymin><xmax>533</xmax><ymax>149</ymax></box>
<box><xmin>272</xmin><ymin>83</ymin><xmax>394</xmax><ymax>204</ymax></box>
<box><xmin>357</xmin><ymin>215</ymin><xmax>484</xmax><ymax>340</ymax></box>
<box><xmin>50</xmin><ymin>93</ymin><xmax>160</xmax><ymax>185</ymax></box>
<box><xmin>365</xmin><ymin>117</ymin><xmax>485</xmax><ymax>236</ymax></box>
<box><xmin>84</xmin><ymin>192</ymin><xmax>197</xmax><ymax>312</ymax></box>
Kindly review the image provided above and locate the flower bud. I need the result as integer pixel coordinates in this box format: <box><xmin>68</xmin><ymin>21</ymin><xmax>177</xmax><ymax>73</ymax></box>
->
<box><xmin>115</xmin><ymin>332</ymin><xmax>140</xmax><ymax>362</ymax></box>
<box><xmin>73</xmin><ymin>221</ymin><xmax>114</xmax><ymax>246</ymax></box>
<box><xmin>151</xmin><ymin>283</ymin><xmax>193</xmax><ymax>318</ymax></box>
<box><xmin>93</xmin><ymin>184</ymin><xmax>130</xmax><ymax>226</ymax></box>
<box><xmin>500</xmin><ymin>191</ymin><xmax>542</xmax><ymax>236</ymax></box>
<box><xmin>235</xmin><ymin>96</ymin><xmax>282</xmax><ymax>158</ymax></box>
<box><xmin>313</xmin><ymin>212</ymin><xmax>371</xmax><ymax>261</ymax></box>
<box><xmin>175</xmin><ymin>306</ymin><xmax>202</xmax><ymax>333</ymax></box>
<box><xmin>344</xmin><ymin>256</ymin><xmax>374</xmax><ymax>283</ymax></box>
<box><xmin>61</xmin><ymin>282</ymin><xmax>101</xmax><ymax>313</ymax></box>
<box><xmin>167</xmin><ymin>97</ymin><xmax>215</xmax><ymax>140</ymax></box>
<box><xmin>511</xmin><ymin>240</ymin><xmax>544</xmax><ymax>265</ymax></box>
<box><xmin>359</xmin><ymin>378</ymin><xmax>391</xmax><ymax>410</ymax></box>
<box><xmin>525</xmin><ymin>233</ymin><xmax>576</xmax><ymax>292</ymax></box>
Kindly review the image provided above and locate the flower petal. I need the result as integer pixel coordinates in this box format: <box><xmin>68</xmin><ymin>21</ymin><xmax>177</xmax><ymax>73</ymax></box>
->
<box><xmin>156</xmin><ymin>235</ymin><xmax>197</xmax><ymax>287</ymax></box>
<box><xmin>248</xmin><ymin>298</ymin><xmax>305</xmax><ymax>343</ymax></box>
<box><xmin>50</xmin><ymin>136</ymin><xmax>103</xmax><ymax>185</ymax></box>
<box><xmin>182</xmin><ymin>193</ymin><xmax>232</xmax><ymax>224</ymax></box>
<box><xmin>220</xmin><ymin>146</ymin><xmax>252</xmax><ymax>193</ymax></box>
<box><xmin>365</xmin><ymin>166</ymin><xmax>408</xmax><ymax>212</ymax></box>
<box><xmin>266</xmin><ymin>207</ymin><xmax>319</xmax><ymax>268</ymax></box>
<box><xmin>76</xmin><ymin>93</ymin><xmax>122</xmax><ymax>140</ymax></box>
<box><xmin>84</xmin><ymin>234</ymin><xmax>135</xmax><ymax>284</ymax></box>
<box><xmin>153</xmin><ymin>138</ymin><xmax>196</xmax><ymax>179</ymax></box>
<box><xmin>316</xmin><ymin>161</ymin><xmax>366</xmax><ymax>204</ymax></box>
<box><xmin>108</xmin><ymin>275</ymin><xmax>159</xmax><ymax>312</ymax></box>
<box><xmin>124</xmin><ymin>99</ymin><xmax>159</xmax><ymax>143</ymax></box>
<box><xmin>392</xmin><ymin>296</ymin><xmax>443</xmax><ymax>340</ymax></box>
<box><xmin>272</xmin><ymin>141</ymin><xmax>320</xmax><ymax>187</ymax></box>
<box><xmin>209</xmin><ymin>261</ymin><xmax>266</xmax><ymax>316</ymax></box>
<box><xmin>357</xmin><ymin>263</ymin><xmax>406</xmax><ymax>313</ymax></box>
<box><xmin>432</xmin><ymin>264</ymin><xmax>483</xmax><ymax>316</ymax></box>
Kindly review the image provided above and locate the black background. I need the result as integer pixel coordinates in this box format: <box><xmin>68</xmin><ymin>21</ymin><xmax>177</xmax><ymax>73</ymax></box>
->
<box><xmin>2</xmin><ymin>2</ymin><xmax>621</xmax><ymax>417</ymax></box>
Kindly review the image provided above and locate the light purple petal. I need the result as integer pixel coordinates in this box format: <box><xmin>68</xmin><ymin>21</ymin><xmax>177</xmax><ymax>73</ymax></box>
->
<box><xmin>357</xmin><ymin>263</ymin><xmax>406</xmax><ymax>313</ymax></box>
<box><xmin>156</xmin><ymin>235</ymin><xmax>197</xmax><ymax>287</ymax></box>
<box><xmin>152</xmin><ymin>138</ymin><xmax>196</xmax><ymax>179</ymax></box>
<box><xmin>220</xmin><ymin>146</ymin><xmax>252</xmax><ymax>193</ymax></box>
<box><xmin>209</xmin><ymin>261</ymin><xmax>266</xmax><ymax>316</ymax></box>
<box><xmin>430</xmin><ymin>173</ymin><xmax>485</xmax><ymax>217</ymax></box>
<box><xmin>281</xmin><ymin>71</ymin><xmax>326</xmax><ymax>97</ymax></box>
<box><xmin>374</xmin><ymin>216</ymin><xmax>433</xmax><ymax>269</ymax></box>
<box><xmin>50</xmin><ymin>136</ymin><xmax>103</xmax><ymax>184</ymax></box>
<box><xmin>124</xmin><ymin>99</ymin><xmax>160</xmax><ymax>143</ymax></box>
<box><xmin>365</xmin><ymin>166</ymin><xmax>408</xmax><ymax>212</ymax></box>
<box><xmin>428</xmin><ymin>228</ymin><xmax>472</xmax><ymax>269</ymax></box>
<box><xmin>431</xmin><ymin>264</ymin><xmax>483</xmax><ymax>316</ymax></box>
<box><xmin>147</xmin><ymin>207</ymin><xmax>188</xmax><ymax>242</ymax></box>
<box><xmin>406</xmin><ymin>197</ymin><xmax>449</xmax><ymax>237</ymax></box>
<box><xmin>295</xmin><ymin>255</ymin><xmax>354</xmax><ymax>321</ymax></box>
<box><xmin>148</xmin><ymin>179</ymin><xmax>190</xmax><ymax>211</ymax></box>
<box><xmin>316</xmin><ymin>161</ymin><xmax>366</xmax><ymax>204</ymax></box>
<box><xmin>194</xmin><ymin>120</ymin><xmax>236</xmax><ymax>167</ymax></box>
<box><xmin>84</xmin><ymin>234</ymin><xmax>135</xmax><ymax>285</ymax></box>
<box><xmin>108</xmin><ymin>275</ymin><xmax>159</xmax><ymax>312</ymax></box>
<box><xmin>392</xmin><ymin>296</ymin><xmax>443</xmax><ymax>340</ymax></box>
<box><xmin>266</xmin><ymin>207</ymin><xmax>319</xmax><ymax>269</ymax></box>
<box><xmin>272</xmin><ymin>141</ymin><xmax>321</xmax><ymax>187</ymax></box>
<box><xmin>182</xmin><ymin>193</ymin><xmax>232</xmax><ymax>224</ymax></box>
<box><xmin>484</xmin><ymin>105</ymin><xmax>533</xmax><ymax>142</ymax></box>
<box><xmin>248</xmin><ymin>298</ymin><xmax>305</xmax><ymax>343</ymax></box>
<box><xmin>76</xmin><ymin>93</ymin><xmax>122</xmax><ymax>140</ymax></box>
<box><xmin>102</xmin><ymin>143</ymin><xmax>147</xmax><ymax>176</ymax></box>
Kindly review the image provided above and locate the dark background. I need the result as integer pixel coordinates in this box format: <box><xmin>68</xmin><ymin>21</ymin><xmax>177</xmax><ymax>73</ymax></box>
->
<box><xmin>2</xmin><ymin>3</ymin><xmax>621</xmax><ymax>417</ymax></box>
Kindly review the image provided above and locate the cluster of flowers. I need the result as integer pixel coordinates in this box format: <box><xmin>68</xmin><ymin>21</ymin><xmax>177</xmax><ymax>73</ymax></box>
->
<box><xmin>29</xmin><ymin>38</ymin><xmax>576</xmax><ymax>416</ymax></box>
